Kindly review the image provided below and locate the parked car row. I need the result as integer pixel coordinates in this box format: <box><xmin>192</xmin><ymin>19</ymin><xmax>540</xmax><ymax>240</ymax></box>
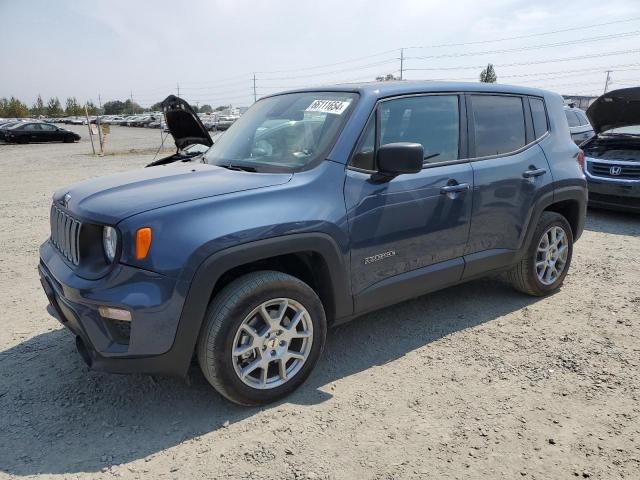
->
<box><xmin>37</xmin><ymin>111</ymin><xmax>241</xmax><ymax>132</ymax></box>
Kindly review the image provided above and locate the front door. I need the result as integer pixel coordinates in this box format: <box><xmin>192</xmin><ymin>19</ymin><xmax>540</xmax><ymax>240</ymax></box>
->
<box><xmin>345</xmin><ymin>94</ymin><xmax>473</xmax><ymax>312</ymax></box>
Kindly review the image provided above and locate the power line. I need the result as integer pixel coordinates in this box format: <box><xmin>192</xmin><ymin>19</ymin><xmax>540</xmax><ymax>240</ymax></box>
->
<box><xmin>405</xmin><ymin>16</ymin><xmax>640</xmax><ymax>49</ymax></box>
<box><xmin>406</xmin><ymin>31</ymin><xmax>640</xmax><ymax>61</ymax></box>
<box><xmin>257</xmin><ymin>58</ymin><xmax>399</xmax><ymax>81</ymax></box>
<box><xmin>253</xmin><ymin>48</ymin><xmax>400</xmax><ymax>75</ymax></box>
<box><xmin>420</xmin><ymin>64</ymin><xmax>640</xmax><ymax>82</ymax></box>
<box><xmin>404</xmin><ymin>49</ymin><xmax>640</xmax><ymax>71</ymax></box>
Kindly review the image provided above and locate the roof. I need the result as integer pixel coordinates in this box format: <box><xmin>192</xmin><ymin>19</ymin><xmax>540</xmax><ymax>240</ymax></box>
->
<box><xmin>267</xmin><ymin>80</ymin><xmax>552</xmax><ymax>100</ymax></box>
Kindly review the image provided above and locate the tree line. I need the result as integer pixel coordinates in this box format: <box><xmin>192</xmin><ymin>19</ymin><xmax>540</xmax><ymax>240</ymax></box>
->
<box><xmin>0</xmin><ymin>95</ymin><xmax>101</xmax><ymax>118</ymax></box>
<box><xmin>0</xmin><ymin>94</ymin><xmax>233</xmax><ymax>119</ymax></box>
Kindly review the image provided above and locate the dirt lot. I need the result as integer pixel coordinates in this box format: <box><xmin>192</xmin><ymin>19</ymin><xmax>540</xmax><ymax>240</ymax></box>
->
<box><xmin>0</xmin><ymin>126</ymin><xmax>638</xmax><ymax>480</ymax></box>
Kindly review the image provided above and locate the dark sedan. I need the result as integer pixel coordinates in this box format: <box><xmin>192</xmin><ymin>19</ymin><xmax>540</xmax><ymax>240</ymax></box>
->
<box><xmin>1</xmin><ymin>122</ymin><xmax>81</xmax><ymax>143</ymax></box>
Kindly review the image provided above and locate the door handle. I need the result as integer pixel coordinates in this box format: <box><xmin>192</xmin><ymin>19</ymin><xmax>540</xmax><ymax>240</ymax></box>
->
<box><xmin>522</xmin><ymin>167</ymin><xmax>547</xmax><ymax>178</ymax></box>
<box><xmin>440</xmin><ymin>183</ymin><xmax>470</xmax><ymax>194</ymax></box>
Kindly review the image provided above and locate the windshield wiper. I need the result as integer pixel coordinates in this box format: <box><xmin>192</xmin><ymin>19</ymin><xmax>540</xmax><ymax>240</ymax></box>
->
<box><xmin>218</xmin><ymin>163</ymin><xmax>257</xmax><ymax>172</ymax></box>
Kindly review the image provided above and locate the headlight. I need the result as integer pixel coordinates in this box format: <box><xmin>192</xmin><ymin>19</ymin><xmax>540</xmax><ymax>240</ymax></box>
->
<box><xmin>102</xmin><ymin>226</ymin><xmax>118</xmax><ymax>263</ymax></box>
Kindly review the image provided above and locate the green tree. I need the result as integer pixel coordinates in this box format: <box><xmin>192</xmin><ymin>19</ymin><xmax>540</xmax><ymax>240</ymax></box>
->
<box><xmin>46</xmin><ymin>97</ymin><xmax>63</xmax><ymax>116</ymax></box>
<box><xmin>214</xmin><ymin>105</ymin><xmax>229</xmax><ymax>111</ymax></box>
<box><xmin>7</xmin><ymin>97</ymin><xmax>30</xmax><ymax>117</ymax></box>
<box><xmin>103</xmin><ymin>100</ymin><xmax>125</xmax><ymax>115</ymax></box>
<box><xmin>124</xmin><ymin>99</ymin><xmax>144</xmax><ymax>114</ymax></box>
<box><xmin>149</xmin><ymin>101</ymin><xmax>164</xmax><ymax>111</ymax></box>
<box><xmin>31</xmin><ymin>94</ymin><xmax>45</xmax><ymax>117</ymax></box>
<box><xmin>199</xmin><ymin>104</ymin><xmax>213</xmax><ymax>113</ymax></box>
<box><xmin>85</xmin><ymin>101</ymin><xmax>100</xmax><ymax>115</ymax></box>
<box><xmin>480</xmin><ymin>63</ymin><xmax>497</xmax><ymax>83</ymax></box>
<box><xmin>65</xmin><ymin>97</ymin><xmax>84</xmax><ymax>116</ymax></box>
<box><xmin>0</xmin><ymin>98</ymin><xmax>9</xmax><ymax>117</ymax></box>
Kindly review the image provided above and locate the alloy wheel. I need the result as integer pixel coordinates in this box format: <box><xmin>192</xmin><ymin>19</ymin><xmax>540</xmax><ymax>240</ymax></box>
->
<box><xmin>231</xmin><ymin>298</ymin><xmax>313</xmax><ymax>389</ymax></box>
<box><xmin>535</xmin><ymin>225</ymin><xmax>569</xmax><ymax>285</ymax></box>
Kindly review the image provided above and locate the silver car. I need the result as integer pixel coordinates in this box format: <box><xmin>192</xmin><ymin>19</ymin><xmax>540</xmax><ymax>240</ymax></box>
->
<box><xmin>564</xmin><ymin>105</ymin><xmax>594</xmax><ymax>145</ymax></box>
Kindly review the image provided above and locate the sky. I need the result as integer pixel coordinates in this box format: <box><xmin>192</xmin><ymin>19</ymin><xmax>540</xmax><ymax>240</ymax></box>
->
<box><xmin>1</xmin><ymin>0</ymin><xmax>639</xmax><ymax>108</ymax></box>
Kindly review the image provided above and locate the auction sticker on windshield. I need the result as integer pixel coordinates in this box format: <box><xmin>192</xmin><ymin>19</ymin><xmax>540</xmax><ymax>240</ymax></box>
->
<box><xmin>306</xmin><ymin>99</ymin><xmax>351</xmax><ymax>115</ymax></box>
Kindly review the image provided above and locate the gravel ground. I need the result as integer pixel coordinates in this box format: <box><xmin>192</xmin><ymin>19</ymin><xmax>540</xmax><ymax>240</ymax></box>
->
<box><xmin>0</xmin><ymin>126</ymin><xmax>639</xmax><ymax>480</ymax></box>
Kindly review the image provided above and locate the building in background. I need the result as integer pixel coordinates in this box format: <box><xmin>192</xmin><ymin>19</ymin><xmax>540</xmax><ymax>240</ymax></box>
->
<box><xmin>562</xmin><ymin>95</ymin><xmax>598</xmax><ymax>109</ymax></box>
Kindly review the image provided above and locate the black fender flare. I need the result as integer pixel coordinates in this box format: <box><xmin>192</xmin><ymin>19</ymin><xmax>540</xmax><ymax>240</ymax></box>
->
<box><xmin>519</xmin><ymin>184</ymin><xmax>587</xmax><ymax>256</ymax></box>
<box><xmin>167</xmin><ymin>233</ymin><xmax>352</xmax><ymax>376</ymax></box>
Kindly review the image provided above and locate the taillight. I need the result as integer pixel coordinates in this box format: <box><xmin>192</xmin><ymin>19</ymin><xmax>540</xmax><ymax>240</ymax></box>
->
<box><xmin>577</xmin><ymin>150</ymin><xmax>585</xmax><ymax>171</ymax></box>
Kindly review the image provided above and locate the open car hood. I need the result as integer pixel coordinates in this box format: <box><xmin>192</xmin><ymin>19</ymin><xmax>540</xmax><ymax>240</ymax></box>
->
<box><xmin>162</xmin><ymin>95</ymin><xmax>213</xmax><ymax>150</ymax></box>
<box><xmin>586</xmin><ymin>87</ymin><xmax>640</xmax><ymax>134</ymax></box>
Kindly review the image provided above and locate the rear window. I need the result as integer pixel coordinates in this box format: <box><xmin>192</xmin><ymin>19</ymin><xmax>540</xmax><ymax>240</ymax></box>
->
<box><xmin>471</xmin><ymin>95</ymin><xmax>526</xmax><ymax>157</ymax></box>
<box><xmin>529</xmin><ymin>97</ymin><xmax>548</xmax><ymax>139</ymax></box>
<box><xmin>565</xmin><ymin>110</ymin><xmax>581</xmax><ymax>127</ymax></box>
<box><xmin>575</xmin><ymin>111</ymin><xmax>590</xmax><ymax>126</ymax></box>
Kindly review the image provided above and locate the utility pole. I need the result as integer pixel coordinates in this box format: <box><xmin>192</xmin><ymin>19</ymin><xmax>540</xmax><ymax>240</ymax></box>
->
<box><xmin>400</xmin><ymin>48</ymin><xmax>404</xmax><ymax>80</ymax></box>
<box><xmin>130</xmin><ymin>90</ymin><xmax>134</xmax><ymax>114</ymax></box>
<box><xmin>84</xmin><ymin>104</ymin><xmax>96</xmax><ymax>156</ymax></box>
<box><xmin>252</xmin><ymin>73</ymin><xmax>257</xmax><ymax>103</ymax></box>
<box><xmin>603</xmin><ymin>70</ymin><xmax>612</xmax><ymax>94</ymax></box>
<box><xmin>177</xmin><ymin>82</ymin><xmax>180</xmax><ymax>97</ymax></box>
<box><xmin>96</xmin><ymin>94</ymin><xmax>103</xmax><ymax>155</ymax></box>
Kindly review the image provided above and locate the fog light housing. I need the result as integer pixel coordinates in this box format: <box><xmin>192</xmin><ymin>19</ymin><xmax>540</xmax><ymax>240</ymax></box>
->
<box><xmin>98</xmin><ymin>306</ymin><xmax>132</xmax><ymax>321</ymax></box>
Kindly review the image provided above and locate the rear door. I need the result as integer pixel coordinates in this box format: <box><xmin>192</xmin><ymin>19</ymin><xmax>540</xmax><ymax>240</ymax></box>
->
<box><xmin>39</xmin><ymin>123</ymin><xmax>59</xmax><ymax>141</ymax></box>
<box><xmin>463</xmin><ymin>94</ymin><xmax>553</xmax><ymax>277</ymax></box>
<box><xmin>345</xmin><ymin>94</ymin><xmax>473</xmax><ymax>311</ymax></box>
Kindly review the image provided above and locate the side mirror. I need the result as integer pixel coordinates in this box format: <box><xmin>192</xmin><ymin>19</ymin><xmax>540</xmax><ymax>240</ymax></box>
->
<box><xmin>376</xmin><ymin>142</ymin><xmax>424</xmax><ymax>177</ymax></box>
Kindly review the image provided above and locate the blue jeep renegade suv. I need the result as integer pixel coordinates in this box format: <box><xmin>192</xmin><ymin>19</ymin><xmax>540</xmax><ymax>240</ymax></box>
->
<box><xmin>39</xmin><ymin>82</ymin><xmax>587</xmax><ymax>405</ymax></box>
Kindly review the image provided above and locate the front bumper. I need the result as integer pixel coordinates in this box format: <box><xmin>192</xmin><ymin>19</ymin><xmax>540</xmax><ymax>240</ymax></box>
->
<box><xmin>585</xmin><ymin>156</ymin><xmax>640</xmax><ymax>213</ymax></box>
<box><xmin>39</xmin><ymin>240</ymin><xmax>192</xmax><ymax>376</ymax></box>
<box><xmin>586</xmin><ymin>179</ymin><xmax>640</xmax><ymax>213</ymax></box>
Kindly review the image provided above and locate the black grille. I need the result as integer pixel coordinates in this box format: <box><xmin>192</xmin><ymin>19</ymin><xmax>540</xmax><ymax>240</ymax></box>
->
<box><xmin>50</xmin><ymin>205</ymin><xmax>82</xmax><ymax>265</ymax></box>
<box><xmin>588</xmin><ymin>161</ymin><xmax>640</xmax><ymax>180</ymax></box>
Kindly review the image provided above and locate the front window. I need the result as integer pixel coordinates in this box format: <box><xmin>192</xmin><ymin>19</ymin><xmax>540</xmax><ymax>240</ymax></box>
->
<box><xmin>204</xmin><ymin>92</ymin><xmax>357</xmax><ymax>172</ymax></box>
<box><xmin>349</xmin><ymin>94</ymin><xmax>460</xmax><ymax>171</ymax></box>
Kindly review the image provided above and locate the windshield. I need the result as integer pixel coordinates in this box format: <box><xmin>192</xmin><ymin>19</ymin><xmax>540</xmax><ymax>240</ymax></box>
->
<box><xmin>603</xmin><ymin>125</ymin><xmax>640</xmax><ymax>135</ymax></box>
<box><xmin>204</xmin><ymin>92</ymin><xmax>357</xmax><ymax>172</ymax></box>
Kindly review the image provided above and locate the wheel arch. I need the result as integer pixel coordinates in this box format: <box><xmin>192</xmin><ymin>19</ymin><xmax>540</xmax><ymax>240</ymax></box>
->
<box><xmin>168</xmin><ymin>233</ymin><xmax>353</xmax><ymax>376</ymax></box>
<box><xmin>520</xmin><ymin>185</ymin><xmax>587</xmax><ymax>254</ymax></box>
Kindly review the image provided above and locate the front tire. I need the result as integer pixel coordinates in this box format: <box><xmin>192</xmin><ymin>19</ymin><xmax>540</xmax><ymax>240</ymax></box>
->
<box><xmin>197</xmin><ymin>271</ymin><xmax>327</xmax><ymax>406</ymax></box>
<box><xmin>508</xmin><ymin>212</ymin><xmax>573</xmax><ymax>296</ymax></box>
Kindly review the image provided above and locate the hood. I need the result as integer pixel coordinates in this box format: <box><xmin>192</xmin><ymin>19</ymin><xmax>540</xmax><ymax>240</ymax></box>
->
<box><xmin>586</xmin><ymin>87</ymin><xmax>640</xmax><ymax>134</ymax></box>
<box><xmin>54</xmin><ymin>163</ymin><xmax>292</xmax><ymax>224</ymax></box>
<box><xmin>162</xmin><ymin>95</ymin><xmax>213</xmax><ymax>150</ymax></box>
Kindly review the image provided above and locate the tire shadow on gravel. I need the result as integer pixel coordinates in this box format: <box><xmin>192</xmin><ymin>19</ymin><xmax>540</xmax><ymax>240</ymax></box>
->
<box><xmin>0</xmin><ymin>277</ymin><xmax>543</xmax><ymax>476</ymax></box>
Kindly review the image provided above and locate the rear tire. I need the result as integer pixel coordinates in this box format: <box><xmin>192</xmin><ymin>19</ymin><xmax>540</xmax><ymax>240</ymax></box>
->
<box><xmin>508</xmin><ymin>212</ymin><xmax>573</xmax><ymax>296</ymax></box>
<box><xmin>197</xmin><ymin>271</ymin><xmax>327</xmax><ymax>406</ymax></box>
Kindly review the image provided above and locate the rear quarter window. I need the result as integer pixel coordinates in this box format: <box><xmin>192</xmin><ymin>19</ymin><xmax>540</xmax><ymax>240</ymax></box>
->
<box><xmin>529</xmin><ymin>97</ymin><xmax>549</xmax><ymax>139</ymax></box>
